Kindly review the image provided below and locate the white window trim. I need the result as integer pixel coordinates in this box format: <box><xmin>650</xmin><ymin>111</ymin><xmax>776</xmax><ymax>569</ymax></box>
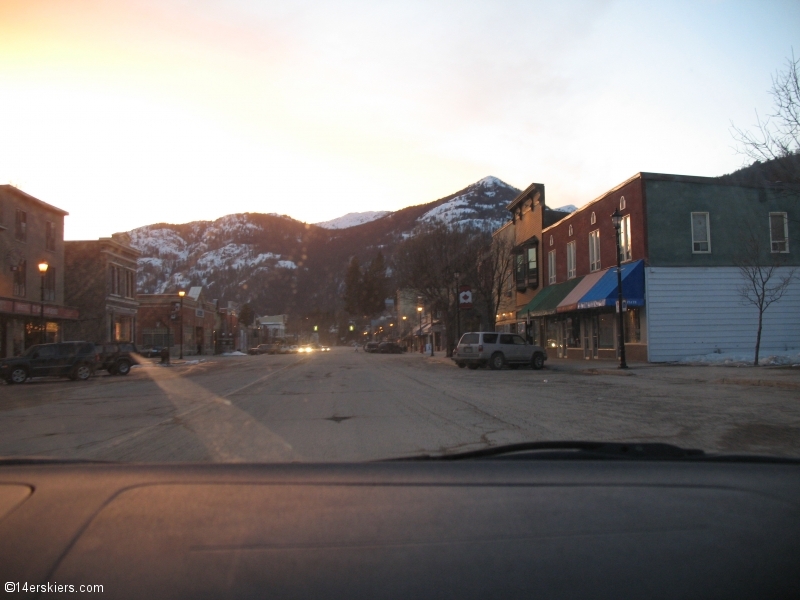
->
<box><xmin>568</xmin><ymin>224</ymin><xmax>573</xmax><ymax>237</ymax></box>
<box><xmin>567</xmin><ymin>241</ymin><xmax>576</xmax><ymax>279</ymax></box>
<box><xmin>619</xmin><ymin>196</ymin><xmax>626</xmax><ymax>210</ymax></box>
<box><xmin>548</xmin><ymin>250</ymin><xmax>556</xmax><ymax>285</ymax></box>
<box><xmin>590</xmin><ymin>212</ymin><xmax>596</xmax><ymax>225</ymax></box>
<box><xmin>589</xmin><ymin>229</ymin><xmax>601</xmax><ymax>272</ymax></box>
<box><xmin>691</xmin><ymin>212</ymin><xmax>711</xmax><ymax>254</ymax></box>
<box><xmin>769</xmin><ymin>212</ymin><xmax>789</xmax><ymax>253</ymax></box>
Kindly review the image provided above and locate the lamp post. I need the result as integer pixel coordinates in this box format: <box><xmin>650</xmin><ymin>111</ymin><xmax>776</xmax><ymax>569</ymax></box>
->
<box><xmin>38</xmin><ymin>262</ymin><xmax>48</xmax><ymax>344</ymax></box>
<box><xmin>610</xmin><ymin>209</ymin><xmax>628</xmax><ymax>369</ymax></box>
<box><xmin>417</xmin><ymin>305</ymin><xmax>423</xmax><ymax>354</ymax></box>
<box><xmin>178</xmin><ymin>290</ymin><xmax>186</xmax><ymax>359</ymax></box>
<box><xmin>454</xmin><ymin>270</ymin><xmax>461</xmax><ymax>347</ymax></box>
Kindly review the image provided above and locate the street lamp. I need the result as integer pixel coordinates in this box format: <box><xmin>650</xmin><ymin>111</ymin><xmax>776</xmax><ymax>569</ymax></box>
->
<box><xmin>417</xmin><ymin>305</ymin><xmax>423</xmax><ymax>354</ymax></box>
<box><xmin>38</xmin><ymin>262</ymin><xmax>48</xmax><ymax>344</ymax></box>
<box><xmin>454</xmin><ymin>270</ymin><xmax>461</xmax><ymax>346</ymax></box>
<box><xmin>610</xmin><ymin>209</ymin><xmax>628</xmax><ymax>369</ymax></box>
<box><xmin>178</xmin><ymin>290</ymin><xmax>186</xmax><ymax>359</ymax></box>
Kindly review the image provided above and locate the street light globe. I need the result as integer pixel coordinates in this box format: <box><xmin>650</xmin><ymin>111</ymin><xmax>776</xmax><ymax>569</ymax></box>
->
<box><xmin>38</xmin><ymin>262</ymin><xmax>49</xmax><ymax>274</ymax></box>
<box><xmin>610</xmin><ymin>208</ymin><xmax>623</xmax><ymax>229</ymax></box>
<box><xmin>178</xmin><ymin>290</ymin><xmax>186</xmax><ymax>297</ymax></box>
<box><xmin>417</xmin><ymin>306</ymin><xmax>422</xmax><ymax>312</ymax></box>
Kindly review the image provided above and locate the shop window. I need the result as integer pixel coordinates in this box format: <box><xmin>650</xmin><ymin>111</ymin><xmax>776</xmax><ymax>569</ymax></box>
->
<box><xmin>13</xmin><ymin>260</ymin><xmax>26</xmax><ymax>297</ymax></box>
<box><xmin>548</xmin><ymin>250</ymin><xmax>556</xmax><ymax>284</ymax></box>
<box><xmin>691</xmin><ymin>212</ymin><xmax>710</xmax><ymax>253</ymax></box>
<box><xmin>624</xmin><ymin>308</ymin><xmax>641</xmax><ymax>343</ymax></box>
<box><xmin>545</xmin><ymin>319</ymin><xmax>559</xmax><ymax>350</ymax></box>
<box><xmin>589</xmin><ymin>229</ymin><xmax>601</xmax><ymax>272</ymax></box>
<box><xmin>620</xmin><ymin>215</ymin><xmax>632</xmax><ymax>261</ymax></box>
<box><xmin>597</xmin><ymin>313</ymin><xmax>615</xmax><ymax>348</ymax></box>
<box><xmin>46</xmin><ymin>221</ymin><xmax>56</xmax><ymax>252</ymax></box>
<box><xmin>769</xmin><ymin>212</ymin><xmax>789</xmax><ymax>253</ymax></box>
<box><xmin>567</xmin><ymin>241</ymin><xmax>576</xmax><ymax>279</ymax></box>
<box><xmin>566</xmin><ymin>317</ymin><xmax>581</xmax><ymax>348</ymax></box>
<box><xmin>15</xmin><ymin>209</ymin><xmax>27</xmax><ymax>242</ymax></box>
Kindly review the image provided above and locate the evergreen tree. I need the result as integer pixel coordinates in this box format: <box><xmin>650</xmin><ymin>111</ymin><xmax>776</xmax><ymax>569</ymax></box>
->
<box><xmin>362</xmin><ymin>251</ymin><xmax>388</xmax><ymax>315</ymax></box>
<box><xmin>343</xmin><ymin>256</ymin><xmax>362</xmax><ymax>315</ymax></box>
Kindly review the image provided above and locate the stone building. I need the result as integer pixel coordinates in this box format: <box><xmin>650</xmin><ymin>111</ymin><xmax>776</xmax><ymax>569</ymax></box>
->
<box><xmin>0</xmin><ymin>185</ymin><xmax>78</xmax><ymax>357</ymax></box>
<box><xmin>63</xmin><ymin>234</ymin><xmax>140</xmax><ymax>344</ymax></box>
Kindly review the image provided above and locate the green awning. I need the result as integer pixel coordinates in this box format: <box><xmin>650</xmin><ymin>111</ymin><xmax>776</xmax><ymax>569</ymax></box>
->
<box><xmin>516</xmin><ymin>277</ymin><xmax>584</xmax><ymax>318</ymax></box>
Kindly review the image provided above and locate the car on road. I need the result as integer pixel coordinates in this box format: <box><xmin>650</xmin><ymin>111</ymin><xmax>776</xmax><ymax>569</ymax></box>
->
<box><xmin>140</xmin><ymin>345</ymin><xmax>165</xmax><ymax>358</ymax></box>
<box><xmin>377</xmin><ymin>341</ymin><xmax>404</xmax><ymax>354</ymax></box>
<box><xmin>1</xmin><ymin>341</ymin><xmax>99</xmax><ymax>383</ymax></box>
<box><xmin>454</xmin><ymin>332</ymin><xmax>547</xmax><ymax>370</ymax></box>
<box><xmin>95</xmin><ymin>342</ymin><xmax>139</xmax><ymax>375</ymax></box>
<box><xmin>363</xmin><ymin>342</ymin><xmax>380</xmax><ymax>353</ymax></box>
<box><xmin>248</xmin><ymin>344</ymin><xmax>273</xmax><ymax>355</ymax></box>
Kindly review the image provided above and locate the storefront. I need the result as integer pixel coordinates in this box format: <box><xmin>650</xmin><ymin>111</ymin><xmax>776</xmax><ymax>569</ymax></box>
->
<box><xmin>0</xmin><ymin>298</ymin><xmax>79</xmax><ymax>358</ymax></box>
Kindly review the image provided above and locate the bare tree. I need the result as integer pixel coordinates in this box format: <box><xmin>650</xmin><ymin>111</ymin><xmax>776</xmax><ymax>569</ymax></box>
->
<box><xmin>731</xmin><ymin>51</ymin><xmax>800</xmax><ymax>183</ymax></box>
<box><xmin>736</xmin><ymin>231</ymin><xmax>795</xmax><ymax>365</ymax></box>
<box><xmin>473</xmin><ymin>230</ymin><xmax>514</xmax><ymax>331</ymax></box>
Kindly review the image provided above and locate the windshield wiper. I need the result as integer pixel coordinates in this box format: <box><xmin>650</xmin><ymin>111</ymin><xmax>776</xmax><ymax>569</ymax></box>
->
<box><xmin>386</xmin><ymin>441</ymin><xmax>706</xmax><ymax>461</ymax></box>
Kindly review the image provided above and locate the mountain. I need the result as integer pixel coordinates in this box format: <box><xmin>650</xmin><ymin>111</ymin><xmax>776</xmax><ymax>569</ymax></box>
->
<box><xmin>315</xmin><ymin>211</ymin><xmax>390</xmax><ymax>229</ymax></box>
<box><xmin>127</xmin><ymin>177</ymin><xmax>520</xmax><ymax>317</ymax></box>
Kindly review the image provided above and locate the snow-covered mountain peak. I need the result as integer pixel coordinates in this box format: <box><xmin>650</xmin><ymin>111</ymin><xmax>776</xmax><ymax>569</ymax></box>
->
<box><xmin>315</xmin><ymin>211</ymin><xmax>390</xmax><ymax>229</ymax></box>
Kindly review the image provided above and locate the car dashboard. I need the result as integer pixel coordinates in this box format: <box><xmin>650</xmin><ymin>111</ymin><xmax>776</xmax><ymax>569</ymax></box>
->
<box><xmin>0</xmin><ymin>460</ymin><xmax>798</xmax><ymax>599</ymax></box>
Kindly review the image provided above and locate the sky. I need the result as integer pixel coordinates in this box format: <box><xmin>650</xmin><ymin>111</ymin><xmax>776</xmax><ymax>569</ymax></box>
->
<box><xmin>0</xmin><ymin>0</ymin><xmax>798</xmax><ymax>240</ymax></box>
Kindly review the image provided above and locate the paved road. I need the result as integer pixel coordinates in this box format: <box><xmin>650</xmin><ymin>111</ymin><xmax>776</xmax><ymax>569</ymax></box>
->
<box><xmin>1</xmin><ymin>348</ymin><xmax>799</xmax><ymax>461</ymax></box>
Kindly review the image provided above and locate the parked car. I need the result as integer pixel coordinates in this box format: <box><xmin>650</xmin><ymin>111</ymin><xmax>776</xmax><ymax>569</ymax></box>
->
<box><xmin>363</xmin><ymin>342</ymin><xmax>380</xmax><ymax>353</ymax></box>
<box><xmin>141</xmin><ymin>346</ymin><xmax>165</xmax><ymax>358</ymax></box>
<box><xmin>377</xmin><ymin>342</ymin><xmax>404</xmax><ymax>354</ymax></box>
<box><xmin>248</xmin><ymin>344</ymin><xmax>273</xmax><ymax>355</ymax></box>
<box><xmin>1</xmin><ymin>342</ymin><xmax>99</xmax><ymax>384</ymax></box>
<box><xmin>454</xmin><ymin>332</ymin><xmax>547</xmax><ymax>370</ymax></box>
<box><xmin>95</xmin><ymin>342</ymin><xmax>139</xmax><ymax>375</ymax></box>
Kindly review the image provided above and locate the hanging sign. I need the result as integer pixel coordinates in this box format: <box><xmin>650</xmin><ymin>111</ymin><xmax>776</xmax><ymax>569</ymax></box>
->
<box><xmin>458</xmin><ymin>286</ymin><xmax>473</xmax><ymax>309</ymax></box>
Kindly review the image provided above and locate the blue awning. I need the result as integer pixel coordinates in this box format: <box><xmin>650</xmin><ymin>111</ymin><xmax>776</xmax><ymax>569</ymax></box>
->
<box><xmin>576</xmin><ymin>260</ymin><xmax>645</xmax><ymax>310</ymax></box>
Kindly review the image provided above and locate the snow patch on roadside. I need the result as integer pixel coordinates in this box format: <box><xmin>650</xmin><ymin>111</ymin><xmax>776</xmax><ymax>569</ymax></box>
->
<box><xmin>679</xmin><ymin>351</ymin><xmax>800</xmax><ymax>367</ymax></box>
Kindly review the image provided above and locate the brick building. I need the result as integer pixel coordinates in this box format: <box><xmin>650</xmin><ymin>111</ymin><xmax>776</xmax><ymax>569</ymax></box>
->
<box><xmin>137</xmin><ymin>287</ymin><xmax>218</xmax><ymax>356</ymax></box>
<box><xmin>0</xmin><ymin>185</ymin><xmax>78</xmax><ymax>357</ymax></box>
<box><xmin>63</xmin><ymin>234</ymin><xmax>140</xmax><ymax>344</ymax></box>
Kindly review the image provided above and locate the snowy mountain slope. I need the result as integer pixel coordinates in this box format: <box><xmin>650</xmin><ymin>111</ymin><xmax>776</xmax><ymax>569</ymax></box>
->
<box><xmin>126</xmin><ymin>176</ymin><xmax>521</xmax><ymax>315</ymax></box>
<box><xmin>315</xmin><ymin>211</ymin><xmax>390</xmax><ymax>229</ymax></box>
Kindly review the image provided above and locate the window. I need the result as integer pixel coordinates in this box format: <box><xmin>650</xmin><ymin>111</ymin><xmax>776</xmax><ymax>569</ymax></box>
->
<box><xmin>514</xmin><ymin>253</ymin><xmax>525</xmax><ymax>289</ymax></box>
<box><xmin>691</xmin><ymin>212</ymin><xmax>710</xmax><ymax>253</ymax></box>
<box><xmin>620</xmin><ymin>196</ymin><xmax>626</xmax><ymax>210</ymax></box>
<box><xmin>514</xmin><ymin>245</ymin><xmax>539</xmax><ymax>289</ymax></box>
<box><xmin>770</xmin><ymin>212</ymin><xmax>789</xmax><ymax>253</ymax></box>
<box><xmin>15</xmin><ymin>209</ymin><xmax>27</xmax><ymax>242</ymax></box>
<box><xmin>527</xmin><ymin>246</ymin><xmax>538</xmax><ymax>283</ymax></box>
<box><xmin>568</xmin><ymin>224</ymin><xmax>573</xmax><ymax>236</ymax></box>
<box><xmin>548</xmin><ymin>250</ymin><xmax>556</xmax><ymax>284</ymax></box>
<box><xmin>110</xmin><ymin>266</ymin><xmax>119</xmax><ymax>295</ymax></box>
<box><xmin>591</xmin><ymin>212</ymin><xmax>596</xmax><ymax>225</ymax></box>
<box><xmin>13</xmin><ymin>260</ymin><xmax>26</xmax><ymax>297</ymax></box>
<box><xmin>567</xmin><ymin>241</ymin><xmax>576</xmax><ymax>279</ymax></box>
<box><xmin>549</xmin><ymin>235</ymin><xmax>553</xmax><ymax>246</ymax></box>
<box><xmin>44</xmin><ymin>267</ymin><xmax>56</xmax><ymax>302</ymax></box>
<box><xmin>46</xmin><ymin>221</ymin><xmax>56</xmax><ymax>252</ymax></box>
<box><xmin>620</xmin><ymin>214</ymin><xmax>632</xmax><ymax>261</ymax></box>
<box><xmin>126</xmin><ymin>270</ymin><xmax>135</xmax><ymax>298</ymax></box>
<box><xmin>589</xmin><ymin>229</ymin><xmax>601</xmax><ymax>272</ymax></box>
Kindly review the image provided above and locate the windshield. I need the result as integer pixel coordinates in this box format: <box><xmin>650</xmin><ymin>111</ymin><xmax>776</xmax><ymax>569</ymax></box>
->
<box><xmin>1</xmin><ymin>1</ymin><xmax>799</xmax><ymax>463</ymax></box>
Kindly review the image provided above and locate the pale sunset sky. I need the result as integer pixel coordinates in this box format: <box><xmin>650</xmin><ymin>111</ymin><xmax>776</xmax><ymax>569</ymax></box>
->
<box><xmin>0</xmin><ymin>0</ymin><xmax>798</xmax><ymax>239</ymax></box>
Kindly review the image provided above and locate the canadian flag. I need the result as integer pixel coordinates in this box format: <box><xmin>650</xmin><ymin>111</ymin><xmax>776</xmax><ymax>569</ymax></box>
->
<box><xmin>458</xmin><ymin>286</ymin><xmax>473</xmax><ymax>309</ymax></box>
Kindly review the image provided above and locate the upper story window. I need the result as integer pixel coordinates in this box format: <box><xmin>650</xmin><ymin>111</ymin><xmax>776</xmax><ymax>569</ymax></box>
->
<box><xmin>620</xmin><ymin>214</ymin><xmax>632</xmax><ymax>262</ymax></box>
<box><xmin>13</xmin><ymin>260</ymin><xmax>26</xmax><ymax>297</ymax></box>
<box><xmin>514</xmin><ymin>244</ymin><xmax>539</xmax><ymax>291</ymax></box>
<box><xmin>549</xmin><ymin>235</ymin><xmax>553</xmax><ymax>246</ymax></box>
<box><xmin>548</xmin><ymin>250</ymin><xmax>556</xmax><ymax>285</ymax></box>
<box><xmin>619</xmin><ymin>196</ymin><xmax>626</xmax><ymax>210</ymax></box>
<box><xmin>15</xmin><ymin>209</ymin><xmax>27</xmax><ymax>242</ymax></box>
<box><xmin>45</xmin><ymin>221</ymin><xmax>56</xmax><ymax>252</ymax></box>
<box><xmin>568</xmin><ymin>224</ymin><xmax>573</xmax><ymax>236</ymax></box>
<box><xmin>589</xmin><ymin>229</ymin><xmax>601</xmax><ymax>272</ymax></box>
<box><xmin>43</xmin><ymin>267</ymin><xmax>56</xmax><ymax>302</ymax></box>
<box><xmin>567</xmin><ymin>241</ymin><xmax>576</xmax><ymax>279</ymax></box>
<box><xmin>590</xmin><ymin>212</ymin><xmax>596</xmax><ymax>225</ymax></box>
<box><xmin>770</xmin><ymin>212</ymin><xmax>789</xmax><ymax>253</ymax></box>
<box><xmin>691</xmin><ymin>212</ymin><xmax>711</xmax><ymax>253</ymax></box>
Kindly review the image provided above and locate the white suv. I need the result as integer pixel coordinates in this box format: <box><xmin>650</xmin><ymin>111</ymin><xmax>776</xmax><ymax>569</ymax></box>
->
<box><xmin>453</xmin><ymin>332</ymin><xmax>547</xmax><ymax>370</ymax></box>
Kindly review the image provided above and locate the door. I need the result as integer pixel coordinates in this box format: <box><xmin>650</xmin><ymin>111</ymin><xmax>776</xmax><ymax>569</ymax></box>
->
<box><xmin>29</xmin><ymin>344</ymin><xmax>57</xmax><ymax>377</ymax></box>
<box><xmin>498</xmin><ymin>334</ymin><xmax>518</xmax><ymax>362</ymax></box>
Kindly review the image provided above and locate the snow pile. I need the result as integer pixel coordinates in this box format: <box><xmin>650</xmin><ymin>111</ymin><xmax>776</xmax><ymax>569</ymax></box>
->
<box><xmin>678</xmin><ymin>351</ymin><xmax>800</xmax><ymax>367</ymax></box>
<box><xmin>222</xmin><ymin>351</ymin><xmax>248</xmax><ymax>356</ymax></box>
<box><xmin>315</xmin><ymin>211</ymin><xmax>390</xmax><ymax>229</ymax></box>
